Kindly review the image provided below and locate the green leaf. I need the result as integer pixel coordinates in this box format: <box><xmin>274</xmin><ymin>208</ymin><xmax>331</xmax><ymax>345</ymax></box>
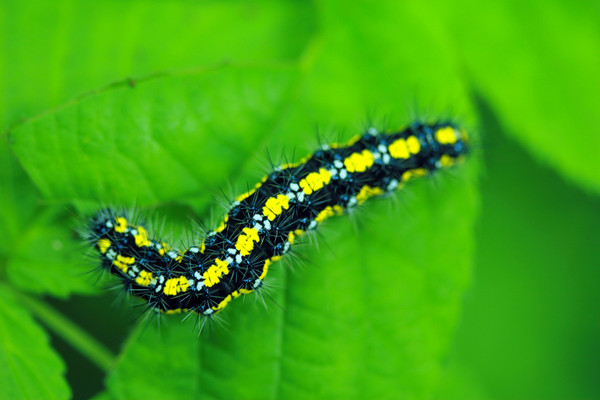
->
<box><xmin>6</xmin><ymin>207</ymin><xmax>97</xmax><ymax>298</ymax></box>
<box><xmin>443</xmin><ymin>0</ymin><xmax>600</xmax><ymax>194</ymax></box>
<box><xmin>0</xmin><ymin>0</ymin><xmax>316</xmax><ymax>128</ymax></box>
<box><xmin>10</xmin><ymin>60</ymin><xmax>478</xmax><ymax>398</ymax></box>
<box><xmin>0</xmin><ymin>287</ymin><xmax>70</xmax><ymax>400</ymax></box>
<box><xmin>11</xmin><ymin>66</ymin><xmax>303</xmax><ymax>205</ymax></box>
<box><xmin>450</xmin><ymin>98</ymin><xmax>600</xmax><ymax>400</ymax></box>
<box><xmin>0</xmin><ymin>142</ymin><xmax>39</xmax><ymax>256</ymax></box>
<box><xmin>1</xmin><ymin>0</ymin><xmax>316</xmax><ymax>299</ymax></box>
<box><xmin>7</xmin><ymin>1</ymin><xmax>480</xmax><ymax>398</ymax></box>
<box><xmin>0</xmin><ymin>139</ymin><xmax>95</xmax><ymax>298</ymax></box>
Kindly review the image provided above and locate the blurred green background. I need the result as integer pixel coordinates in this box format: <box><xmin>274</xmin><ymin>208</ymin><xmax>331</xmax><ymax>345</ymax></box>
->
<box><xmin>1</xmin><ymin>1</ymin><xmax>599</xmax><ymax>399</ymax></box>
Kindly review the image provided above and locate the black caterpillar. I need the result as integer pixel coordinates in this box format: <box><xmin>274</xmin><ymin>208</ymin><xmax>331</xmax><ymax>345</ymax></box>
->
<box><xmin>88</xmin><ymin>122</ymin><xmax>468</xmax><ymax>317</ymax></box>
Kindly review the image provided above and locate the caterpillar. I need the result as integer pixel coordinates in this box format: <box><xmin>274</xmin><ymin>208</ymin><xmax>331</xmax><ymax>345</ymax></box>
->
<box><xmin>88</xmin><ymin>121</ymin><xmax>468</xmax><ymax>318</ymax></box>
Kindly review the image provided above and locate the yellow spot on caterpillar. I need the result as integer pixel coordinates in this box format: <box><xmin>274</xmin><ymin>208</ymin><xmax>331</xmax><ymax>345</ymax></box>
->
<box><xmin>435</xmin><ymin>127</ymin><xmax>458</xmax><ymax>145</ymax></box>
<box><xmin>236</xmin><ymin>177</ymin><xmax>267</xmax><ymax>202</ymax></box>
<box><xmin>315</xmin><ymin>204</ymin><xmax>344</xmax><ymax>223</ymax></box>
<box><xmin>135</xmin><ymin>270</ymin><xmax>153</xmax><ymax>286</ymax></box>
<box><xmin>114</xmin><ymin>217</ymin><xmax>128</xmax><ymax>233</ymax></box>
<box><xmin>216</xmin><ymin>215</ymin><xmax>228</xmax><ymax>233</ymax></box>
<box><xmin>113</xmin><ymin>255</ymin><xmax>134</xmax><ymax>273</ymax></box>
<box><xmin>133</xmin><ymin>226</ymin><xmax>151</xmax><ymax>247</ymax></box>
<box><xmin>281</xmin><ymin>157</ymin><xmax>307</xmax><ymax>170</ymax></box>
<box><xmin>235</xmin><ymin>227</ymin><xmax>259</xmax><ymax>256</ymax></box>
<box><xmin>346</xmin><ymin>135</ymin><xmax>361</xmax><ymax>146</ymax></box>
<box><xmin>389</xmin><ymin>139</ymin><xmax>410</xmax><ymax>159</ymax></box>
<box><xmin>299</xmin><ymin>168</ymin><xmax>332</xmax><ymax>195</ymax></box>
<box><xmin>344</xmin><ymin>150</ymin><xmax>375</xmax><ymax>173</ymax></box>
<box><xmin>236</xmin><ymin>190</ymin><xmax>254</xmax><ymax>202</ymax></box>
<box><xmin>231</xmin><ymin>288</ymin><xmax>253</xmax><ymax>299</ymax></box>
<box><xmin>263</xmin><ymin>194</ymin><xmax>290</xmax><ymax>221</ymax></box>
<box><xmin>158</xmin><ymin>242</ymin><xmax>170</xmax><ymax>256</ymax></box>
<box><xmin>212</xmin><ymin>294</ymin><xmax>233</xmax><ymax>312</ymax></box>
<box><xmin>406</xmin><ymin>136</ymin><xmax>421</xmax><ymax>154</ymax></box>
<box><xmin>356</xmin><ymin>186</ymin><xmax>384</xmax><ymax>204</ymax></box>
<box><xmin>258</xmin><ymin>255</ymin><xmax>282</xmax><ymax>281</ymax></box>
<box><xmin>288</xmin><ymin>229</ymin><xmax>305</xmax><ymax>245</ymax></box>
<box><xmin>329</xmin><ymin>134</ymin><xmax>360</xmax><ymax>149</ymax></box>
<box><xmin>164</xmin><ymin>276</ymin><xmax>190</xmax><ymax>296</ymax></box>
<box><xmin>203</xmin><ymin>258</ymin><xmax>229</xmax><ymax>287</ymax></box>
<box><xmin>439</xmin><ymin>154</ymin><xmax>455</xmax><ymax>167</ymax></box>
<box><xmin>402</xmin><ymin>168</ymin><xmax>428</xmax><ymax>182</ymax></box>
<box><xmin>164</xmin><ymin>308</ymin><xmax>186</xmax><ymax>315</ymax></box>
<box><xmin>260</xmin><ymin>259</ymin><xmax>272</xmax><ymax>280</ymax></box>
<box><xmin>97</xmin><ymin>238</ymin><xmax>111</xmax><ymax>254</ymax></box>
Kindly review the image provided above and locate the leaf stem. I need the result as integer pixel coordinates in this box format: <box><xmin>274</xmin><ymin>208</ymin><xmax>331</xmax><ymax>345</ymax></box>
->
<box><xmin>14</xmin><ymin>289</ymin><xmax>116</xmax><ymax>372</ymax></box>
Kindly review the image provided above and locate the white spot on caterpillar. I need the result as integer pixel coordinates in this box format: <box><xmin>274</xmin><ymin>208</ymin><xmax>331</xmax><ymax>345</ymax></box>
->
<box><xmin>167</xmin><ymin>251</ymin><xmax>178</xmax><ymax>259</ymax></box>
<box><xmin>106</xmin><ymin>249</ymin><xmax>117</xmax><ymax>260</ymax></box>
<box><xmin>387</xmin><ymin>179</ymin><xmax>399</xmax><ymax>191</ymax></box>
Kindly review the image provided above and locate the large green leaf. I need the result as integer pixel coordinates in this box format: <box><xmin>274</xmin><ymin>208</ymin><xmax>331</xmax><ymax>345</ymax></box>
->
<box><xmin>450</xmin><ymin>98</ymin><xmax>600</xmax><ymax>400</ymax></box>
<box><xmin>10</xmin><ymin>57</ymin><xmax>478</xmax><ymax>398</ymax></box>
<box><xmin>0</xmin><ymin>0</ymin><xmax>316</xmax><ymax>128</ymax></box>
<box><xmin>11</xmin><ymin>67</ymin><xmax>302</xmax><ymax>206</ymax></box>
<box><xmin>5</xmin><ymin>1</ymin><xmax>482</xmax><ymax>398</ymax></box>
<box><xmin>443</xmin><ymin>0</ymin><xmax>600</xmax><ymax>194</ymax></box>
<box><xmin>0</xmin><ymin>0</ymin><xmax>316</xmax><ymax>301</ymax></box>
<box><xmin>0</xmin><ymin>287</ymin><xmax>70</xmax><ymax>400</ymax></box>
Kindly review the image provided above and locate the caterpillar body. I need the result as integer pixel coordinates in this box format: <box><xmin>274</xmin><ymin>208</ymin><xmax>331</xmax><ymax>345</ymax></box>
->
<box><xmin>89</xmin><ymin>122</ymin><xmax>469</xmax><ymax>317</ymax></box>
